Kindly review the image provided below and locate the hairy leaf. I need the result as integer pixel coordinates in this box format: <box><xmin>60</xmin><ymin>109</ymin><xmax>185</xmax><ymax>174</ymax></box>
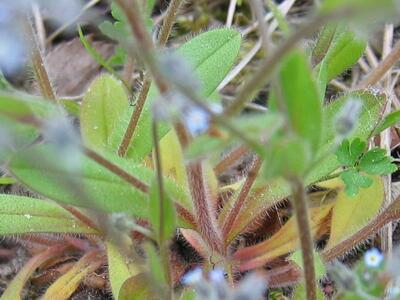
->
<box><xmin>110</xmin><ymin>28</ymin><xmax>242</xmax><ymax>160</ymax></box>
<box><xmin>0</xmin><ymin>195</ymin><xmax>98</xmax><ymax>235</ymax></box>
<box><xmin>9</xmin><ymin>145</ymin><xmax>192</xmax><ymax>221</ymax></box>
<box><xmin>278</xmin><ymin>50</ymin><xmax>322</xmax><ymax>153</ymax></box>
<box><xmin>43</xmin><ymin>251</ymin><xmax>103</xmax><ymax>300</ymax></box>
<box><xmin>107</xmin><ymin>241</ymin><xmax>140</xmax><ymax>299</ymax></box>
<box><xmin>375</xmin><ymin>110</ymin><xmax>400</xmax><ymax>133</ymax></box>
<box><xmin>313</xmin><ymin>24</ymin><xmax>366</xmax><ymax>94</ymax></box>
<box><xmin>119</xmin><ymin>274</ymin><xmax>156</xmax><ymax>300</ymax></box>
<box><xmin>81</xmin><ymin>74</ymin><xmax>129</xmax><ymax>150</ymax></box>
<box><xmin>325</xmin><ymin>177</ymin><xmax>384</xmax><ymax>249</ymax></box>
<box><xmin>149</xmin><ymin>179</ymin><xmax>177</xmax><ymax>243</ymax></box>
<box><xmin>0</xmin><ymin>245</ymin><xmax>66</xmax><ymax>300</ymax></box>
<box><xmin>234</xmin><ymin>204</ymin><xmax>333</xmax><ymax>271</ymax></box>
<box><xmin>224</xmin><ymin>91</ymin><xmax>385</xmax><ymax>242</ymax></box>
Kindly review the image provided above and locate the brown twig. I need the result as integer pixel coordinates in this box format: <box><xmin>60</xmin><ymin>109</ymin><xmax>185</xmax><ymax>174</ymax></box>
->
<box><xmin>357</xmin><ymin>40</ymin><xmax>400</xmax><ymax>89</ymax></box>
<box><xmin>290</xmin><ymin>178</ymin><xmax>316</xmax><ymax>300</ymax></box>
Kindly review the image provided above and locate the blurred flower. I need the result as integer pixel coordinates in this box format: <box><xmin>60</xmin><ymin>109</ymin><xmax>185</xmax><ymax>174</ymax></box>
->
<box><xmin>209</xmin><ymin>268</ymin><xmax>225</xmax><ymax>283</ymax></box>
<box><xmin>0</xmin><ymin>29</ymin><xmax>27</xmax><ymax>75</ymax></box>
<box><xmin>182</xmin><ymin>267</ymin><xmax>203</xmax><ymax>286</ymax></box>
<box><xmin>335</xmin><ymin>97</ymin><xmax>363</xmax><ymax>139</ymax></box>
<box><xmin>159</xmin><ymin>52</ymin><xmax>201</xmax><ymax>93</ymax></box>
<box><xmin>183</xmin><ymin>106</ymin><xmax>210</xmax><ymax>136</ymax></box>
<box><xmin>234</xmin><ymin>273</ymin><xmax>267</xmax><ymax>300</ymax></box>
<box><xmin>0</xmin><ymin>0</ymin><xmax>85</xmax><ymax>75</ymax></box>
<box><xmin>364</xmin><ymin>248</ymin><xmax>383</xmax><ymax>268</ymax></box>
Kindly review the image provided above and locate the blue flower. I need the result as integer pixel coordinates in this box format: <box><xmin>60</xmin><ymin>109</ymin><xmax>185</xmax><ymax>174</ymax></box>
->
<box><xmin>209</xmin><ymin>268</ymin><xmax>225</xmax><ymax>283</ymax></box>
<box><xmin>183</xmin><ymin>106</ymin><xmax>210</xmax><ymax>136</ymax></box>
<box><xmin>181</xmin><ymin>267</ymin><xmax>203</xmax><ymax>285</ymax></box>
<box><xmin>364</xmin><ymin>248</ymin><xmax>383</xmax><ymax>268</ymax></box>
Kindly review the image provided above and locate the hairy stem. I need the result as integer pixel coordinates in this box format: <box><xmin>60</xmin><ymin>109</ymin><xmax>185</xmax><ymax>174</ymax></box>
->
<box><xmin>322</xmin><ymin>196</ymin><xmax>400</xmax><ymax>262</ymax></box>
<box><xmin>157</xmin><ymin>0</ymin><xmax>183</xmax><ymax>46</ymax></box>
<box><xmin>118</xmin><ymin>78</ymin><xmax>151</xmax><ymax>157</ymax></box>
<box><xmin>222</xmin><ymin>157</ymin><xmax>262</xmax><ymax>243</ymax></box>
<box><xmin>187</xmin><ymin>162</ymin><xmax>223</xmax><ymax>253</ymax></box>
<box><xmin>290</xmin><ymin>178</ymin><xmax>316</xmax><ymax>300</ymax></box>
<box><xmin>28</xmin><ymin>17</ymin><xmax>57</xmax><ymax>102</ymax></box>
<box><xmin>84</xmin><ymin>147</ymin><xmax>149</xmax><ymax>193</ymax></box>
<box><xmin>117</xmin><ymin>0</ymin><xmax>182</xmax><ymax>157</ymax></box>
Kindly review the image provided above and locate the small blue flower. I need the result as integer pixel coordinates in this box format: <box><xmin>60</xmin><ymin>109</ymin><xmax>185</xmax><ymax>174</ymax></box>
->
<box><xmin>209</xmin><ymin>268</ymin><xmax>225</xmax><ymax>283</ymax></box>
<box><xmin>183</xmin><ymin>106</ymin><xmax>210</xmax><ymax>136</ymax></box>
<box><xmin>181</xmin><ymin>267</ymin><xmax>203</xmax><ymax>285</ymax></box>
<box><xmin>364</xmin><ymin>248</ymin><xmax>383</xmax><ymax>268</ymax></box>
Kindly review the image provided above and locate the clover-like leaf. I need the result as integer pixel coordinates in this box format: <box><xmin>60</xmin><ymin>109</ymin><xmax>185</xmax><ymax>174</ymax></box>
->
<box><xmin>340</xmin><ymin>169</ymin><xmax>373</xmax><ymax>197</ymax></box>
<box><xmin>359</xmin><ymin>148</ymin><xmax>397</xmax><ymax>175</ymax></box>
<box><xmin>335</xmin><ymin>138</ymin><xmax>366</xmax><ymax>167</ymax></box>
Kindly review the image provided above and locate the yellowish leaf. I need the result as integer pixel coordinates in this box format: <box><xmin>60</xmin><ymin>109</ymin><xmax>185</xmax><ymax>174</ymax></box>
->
<box><xmin>234</xmin><ymin>204</ymin><xmax>333</xmax><ymax>271</ymax></box>
<box><xmin>326</xmin><ymin>175</ymin><xmax>384</xmax><ymax>249</ymax></box>
<box><xmin>43</xmin><ymin>251</ymin><xmax>103</xmax><ymax>300</ymax></box>
<box><xmin>159</xmin><ymin>130</ymin><xmax>188</xmax><ymax>187</ymax></box>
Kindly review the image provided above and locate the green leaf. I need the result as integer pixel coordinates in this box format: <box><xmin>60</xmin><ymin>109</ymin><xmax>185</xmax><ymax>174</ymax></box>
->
<box><xmin>340</xmin><ymin>169</ymin><xmax>373</xmax><ymax>196</ymax></box>
<box><xmin>107</xmin><ymin>241</ymin><xmax>140</xmax><ymax>299</ymax></box>
<box><xmin>0</xmin><ymin>176</ymin><xmax>16</xmax><ymax>185</ymax></box>
<box><xmin>359</xmin><ymin>148</ymin><xmax>397</xmax><ymax>175</ymax></box>
<box><xmin>78</xmin><ymin>26</ymin><xmax>119</xmax><ymax>78</ymax></box>
<box><xmin>149</xmin><ymin>179</ymin><xmax>177</xmax><ymax>242</ymax></box>
<box><xmin>375</xmin><ymin>110</ymin><xmax>400</xmax><ymax>133</ymax></box>
<box><xmin>110</xmin><ymin>28</ymin><xmax>242</xmax><ymax>160</ymax></box>
<box><xmin>278</xmin><ymin>50</ymin><xmax>322</xmax><ymax>153</ymax></box>
<box><xmin>119</xmin><ymin>274</ymin><xmax>156</xmax><ymax>300</ymax></box>
<box><xmin>0</xmin><ymin>195</ymin><xmax>98</xmax><ymax>235</ymax></box>
<box><xmin>81</xmin><ymin>74</ymin><xmax>129</xmax><ymax>150</ymax></box>
<box><xmin>326</xmin><ymin>176</ymin><xmax>384</xmax><ymax>248</ymax></box>
<box><xmin>263</xmin><ymin>136</ymin><xmax>311</xmax><ymax>178</ymax></box>
<box><xmin>0</xmin><ymin>91</ymin><xmax>57</xmax><ymax>120</ymax></box>
<box><xmin>144</xmin><ymin>243</ymin><xmax>166</xmax><ymax>285</ymax></box>
<box><xmin>293</xmin><ymin>283</ymin><xmax>325</xmax><ymax>300</ymax></box>
<box><xmin>9</xmin><ymin>144</ymin><xmax>149</xmax><ymax>218</ymax></box>
<box><xmin>59</xmin><ymin>99</ymin><xmax>80</xmax><ymax>117</ymax></box>
<box><xmin>9</xmin><ymin>144</ymin><xmax>192</xmax><ymax>222</ymax></box>
<box><xmin>224</xmin><ymin>91</ymin><xmax>385</xmax><ymax>241</ymax></box>
<box><xmin>290</xmin><ymin>250</ymin><xmax>326</xmax><ymax>279</ymax></box>
<box><xmin>313</xmin><ymin>24</ymin><xmax>366</xmax><ymax>93</ymax></box>
<box><xmin>320</xmin><ymin>0</ymin><xmax>395</xmax><ymax>12</ymax></box>
<box><xmin>335</xmin><ymin>138</ymin><xmax>366</xmax><ymax>167</ymax></box>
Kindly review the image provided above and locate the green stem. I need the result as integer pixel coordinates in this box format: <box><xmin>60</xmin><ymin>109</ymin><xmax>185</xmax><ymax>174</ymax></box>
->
<box><xmin>151</xmin><ymin>120</ymin><xmax>172</xmax><ymax>297</ymax></box>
